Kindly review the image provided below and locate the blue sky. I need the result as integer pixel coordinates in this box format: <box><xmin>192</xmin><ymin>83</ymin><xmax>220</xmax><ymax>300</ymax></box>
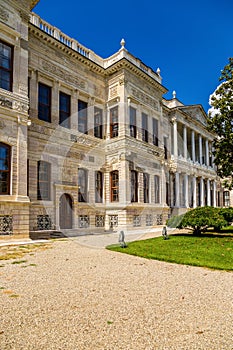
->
<box><xmin>33</xmin><ymin>0</ymin><xmax>233</xmax><ymax>112</ymax></box>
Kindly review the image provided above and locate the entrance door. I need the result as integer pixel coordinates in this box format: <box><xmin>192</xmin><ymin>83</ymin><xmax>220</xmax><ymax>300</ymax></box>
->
<box><xmin>59</xmin><ymin>194</ymin><xmax>73</xmax><ymax>229</ymax></box>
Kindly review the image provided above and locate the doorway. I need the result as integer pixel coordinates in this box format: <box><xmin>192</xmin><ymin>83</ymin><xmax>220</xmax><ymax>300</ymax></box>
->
<box><xmin>59</xmin><ymin>193</ymin><xmax>73</xmax><ymax>229</ymax></box>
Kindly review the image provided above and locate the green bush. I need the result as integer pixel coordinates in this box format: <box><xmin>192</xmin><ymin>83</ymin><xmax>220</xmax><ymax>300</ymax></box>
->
<box><xmin>219</xmin><ymin>207</ymin><xmax>233</xmax><ymax>224</ymax></box>
<box><xmin>176</xmin><ymin>206</ymin><xmax>228</xmax><ymax>235</ymax></box>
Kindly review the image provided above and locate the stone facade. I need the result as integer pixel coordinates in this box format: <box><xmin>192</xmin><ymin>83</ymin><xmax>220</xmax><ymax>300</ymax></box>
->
<box><xmin>0</xmin><ymin>1</ymin><xmax>229</xmax><ymax>237</ymax></box>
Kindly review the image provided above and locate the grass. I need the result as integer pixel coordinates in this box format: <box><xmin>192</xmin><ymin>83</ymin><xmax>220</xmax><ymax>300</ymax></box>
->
<box><xmin>107</xmin><ymin>232</ymin><xmax>233</xmax><ymax>271</ymax></box>
<box><xmin>0</xmin><ymin>243</ymin><xmax>52</xmax><ymax>261</ymax></box>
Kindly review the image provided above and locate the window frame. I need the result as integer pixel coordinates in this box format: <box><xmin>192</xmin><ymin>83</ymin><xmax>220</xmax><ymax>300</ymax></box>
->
<box><xmin>78</xmin><ymin>168</ymin><xmax>88</xmax><ymax>202</ymax></box>
<box><xmin>0</xmin><ymin>143</ymin><xmax>11</xmax><ymax>195</ymax></box>
<box><xmin>38</xmin><ymin>82</ymin><xmax>51</xmax><ymax>122</ymax></box>
<box><xmin>142</xmin><ymin>113</ymin><xmax>148</xmax><ymax>142</ymax></box>
<box><xmin>78</xmin><ymin>100</ymin><xmax>88</xmax><ymax>134</ymax></box>
<box><xmin>0</xmin><ymin>40</ymin><xmax>13</xmax><ymax>91</ymax></box>
<box><xmin>130</xmin><ymin>106</ymin><xmax>137</xmax><ymax>138</ymax></box>
<box><xmin>143</xmin><ymin>172</ymin><xmax>149</xmax><ymax>203</ymax></box>
<box><xmin>37</xmin><ymin>161</ymin><xmax>51</xmax><ymax>200</ymax></box>
<box><xmin>131</xmin><ymin>170</ymin><xmax>138</xmax><ymax>202</ymax></box>
<box><xmin>110</xmin><ymin>170</ymin><xmax>119</xmax><ymax>202</ymax></box>
<box><xmin>94</xmin><ymin>107</ymin><xmax>103</xmax><ymax>139</ymax></box>
<box><xmin>59</xmin><ymin>91</ymin><xmax>71</xmax><ymax>128</ymax></box>
<box><xmin>154</xmin><ymin>175</ymin><xmax>160</xmax><ymax>203</ymax></box>
<box><xmin>95</xmin><ymin>171</ymin><xmax>103</xmax><ymax>203</ymax></box>
<box><xmin>110</xmin><ymin>106</ymin><xmax>118</xmax><ymax>138</ymax></box>
<box><xmin>152</xmin><ymin>118</ymin><xmax>159</xmax><ymax>146</ymax></box>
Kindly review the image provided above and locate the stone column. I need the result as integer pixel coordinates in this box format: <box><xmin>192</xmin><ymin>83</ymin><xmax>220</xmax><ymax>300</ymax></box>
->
<box><xmin>200</xmin><ymin>177</ymin><xmax>204</xmax><ymax>206</ymax></box>
<box><xmin>206</xmin><ymin>140</ymin><xmax>209</xmax><ymax>167</ymax></box>
<box><xmin>184</xmin><ymin>174</ymin><xmax>189</xmax><ymax>208</ymax></box>
<box><xmin>106</xmin><ymin>104</ymin><xmax>110</xmax><ymax>140</ymax></box>
<box><xmin>173</xmin><ymin>118</ymin><xmax>178</xmax><ymax>157</ymax></box>
<box><xmin>199</xmin><ymin>135</ymin><xmax>203</xmax><ymax>164</ymax></box>
<box><xmin>193</xmin><ymin>176</ymin><xmax>197</xmax><ymax>208</ymax></box>
<box><xmin>161</xmin><ymin>166</ymin><xmax>167</xmax><ymax>205</ymax></box>
<box><xmin>191</xmin><ymin>130</ymin><xmax>196</xmax><ymax>162</ymax></box>
<box><xmin>175</xmin><ymin>172</ymin><xmax>180</xmax><ymax>207</ymax></box>
<box><xmin>183</xmin><ymin>125</ymin><xmax>187</xmax><ymax>159</ymax></box>
<box><xmin>207</xmin><ymin>179</ymin><xmax>211</xmax><ymax>206</ymax></box>
<box><xmin>71</xmin><ymin>89</ymin><xmax>78</xmax><ymax>130</ymax></box>
<box><xmin>213</xmin><ymin>181</ymin><xmax>217</xmax><ymax>207</ymax></box>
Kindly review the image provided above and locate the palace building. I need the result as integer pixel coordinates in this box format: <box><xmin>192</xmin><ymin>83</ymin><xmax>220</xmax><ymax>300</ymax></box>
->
<box><xmin>0</xmin><ymin>0</ymin><xmax>229</xmax><ymax>237</ymax></box>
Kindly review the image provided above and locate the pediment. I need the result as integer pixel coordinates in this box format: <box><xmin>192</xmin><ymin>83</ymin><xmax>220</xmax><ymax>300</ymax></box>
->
<box><xmin>178</xmin><ymin>105</ymin><xmax>207</xmax><ymax>126</ymax></box>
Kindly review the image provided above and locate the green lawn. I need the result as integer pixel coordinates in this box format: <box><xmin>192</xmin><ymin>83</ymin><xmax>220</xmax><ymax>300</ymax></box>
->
<box><xmin>107</xmin><ymin>233</ymin><xmax>233</xmax><ymax>271</ymax></box>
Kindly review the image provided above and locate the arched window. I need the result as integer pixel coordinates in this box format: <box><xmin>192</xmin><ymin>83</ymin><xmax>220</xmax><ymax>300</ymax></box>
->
<box><xmin>131</xmin><ymin>170</ymin><xmax>138</xmax><ymax>202</ymax></box>
<box><xmin>0</xmin><ymin>143</ymin><xmax>11</xmax><ymax>194</ymax></box>
<box><xmin>78</xmin><ymin>168</ymin><xmax>88</xmax><ymax>202</ymax></box>
<box><xmin>37</xmin><ymin>161</ymin><xmax>51</xmax><ymax>200</ymax></box>
<box><xmin>110</xmin><ymin>170</ymin><xmax>119</xmax><ymax>202</ymax></box>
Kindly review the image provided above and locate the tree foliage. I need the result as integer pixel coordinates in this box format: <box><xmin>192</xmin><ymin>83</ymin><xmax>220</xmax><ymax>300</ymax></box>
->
<box><xmin>174</xmin><ymin>206</ymin><xmax>232</xmax><ymax>235</ymax></box>
<box><xmin>208</xmin><ymin>58</ymin><xmax>233</xmax><ymax>189</ymax></box>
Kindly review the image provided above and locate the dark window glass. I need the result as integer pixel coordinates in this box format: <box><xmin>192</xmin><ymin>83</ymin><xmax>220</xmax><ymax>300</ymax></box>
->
<box><xmin>110</xmin><ymin>107</ymin><xmax>118</xmax><ymax>138</ymax></box>
<box><xmin>59</xmin><ymin>92</ymin><xmax>70</xmax><ymax>128</ymax></box>
<box><xmin>130</xmin><ymin>107</ymin><xmax>136</xmax><ymax>138</ymax></box>
<box><xmin>142</xmin><ymin>113</ymin><xmax>148</xmax><ymax>142</ymax></box>
<box><xmin>94</xmin><ymin>107</ymin><xmax>103</xmax><ymax>138</ymax></box>
<box><xmin>0</xmin><ymin>41</ymin><xmax>13</xmax><ymax>91</ymax></box>
<box><xmin>154</xmin><ymin>175</ymin><xmax>160</xmax><ymax>203</ymax></box>
<box><xmin>111</xmin><ymin>170</ymin><xmax>119</xmax><ymax>202</ymax></box>
<box><xmin>131</xmin><ymin>170</ymin><xmax>138</xmax><ymax>202</ymax></box>
<box><xmin>95</xmin><ymin>171</ymin><xmax>103</xmax><ymax>203</ymax></box>
<box><xmin>0</xmin><ymin>143</ymin><xmax>11</xmax><ymax>194</ymax></box>
<box><xmin>38</xmin><ymin>83</ymin><xmax>51</xmax><ymax>122</ymax></box>
<box><xmin>153</xmin><ymin>118</ymin><xmax>158</xmax><ymax>146</ymax></box>
<box><xmin>164</xmin><ymin>136</ymin><xmax>168</xmax><ymax>159</ymax></box>
<box><xmin>78</xmin><ymin>100</ymin><xmax>88</xmax><ymax>134</ymax></box>
<box><xmin>78</xmin><ymin>168</ymin><xmax>88</xmax><ymax>202</ymax></box>
<box><xmin>37</xmin><ymin>161</ymin><xmax>51</xmax><ymax>200</ymax></box>
<box><xmin>143</xmin><ymin>173</ymin><xmax>149</xmax><ymax>203</ymax></box>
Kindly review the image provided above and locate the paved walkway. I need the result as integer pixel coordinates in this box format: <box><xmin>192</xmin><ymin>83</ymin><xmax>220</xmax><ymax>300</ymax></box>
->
<box><xmin>0</xmin><ymin>227</ymin><xmax>173</xmax><ymax>248</ymax></box>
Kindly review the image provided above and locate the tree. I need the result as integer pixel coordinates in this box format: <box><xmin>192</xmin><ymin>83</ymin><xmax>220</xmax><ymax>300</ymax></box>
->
<box><xmin>208</xmin><ymin>58</ymin><xmax>233</xmax><ymax>189</ymax></box>
<box><xmin>175</xmin><ymin>207</ymin><xmax>228</xmax><ymax>235</ymax></box>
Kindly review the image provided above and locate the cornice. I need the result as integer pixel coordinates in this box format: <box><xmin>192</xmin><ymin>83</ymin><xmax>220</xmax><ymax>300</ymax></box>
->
<box><xmin>29</xmin><ymin>23</ymin><xmax>168</xmax><ymax>92</ymax></box>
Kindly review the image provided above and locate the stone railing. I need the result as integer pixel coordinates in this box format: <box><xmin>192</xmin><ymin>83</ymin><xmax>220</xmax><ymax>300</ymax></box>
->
<box><xmin>30</xmin><ymin>13</ymin><xmax>162</xmax><ymax>83</ymax></box>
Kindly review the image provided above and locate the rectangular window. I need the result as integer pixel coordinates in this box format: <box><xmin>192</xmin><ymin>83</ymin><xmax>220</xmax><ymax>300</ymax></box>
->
<box><xmin>78</xmin><ymin>168</ymin><xmax>88</xmax><ymax>202</ymax></box>
<box><xmin>154</xmin><ymin>175</ymin><xmax>160</xmax><ymax>203</ymax></box>
<box><xmin>38</xmin><ymin>83</ymin><xmax>51</xmax><ymax>122</ymax></box>
<box><xmin>0</xmin><ymin>143</ymin><xmax>11</xmax><ymax>195</ymax></box>
<box><xmin>164</xmin><ymin>136</ymin><xmax>168</xmax><ymax>159</ymax></box>
<box><xmin>143</xmin><ymin>173</ymin><xmax>149</xmax><ymax>203</ymax></box>
<box><xmin>0</xmin><ymin>40</ymin><xmax>13</xmax><ymax>91</ymax></box>
<box><xmin>142</xmin><ymin>113</ymin><xmax>148</xmax><ymax>142</ymax></box>
<box><xmin>131</xmin><ymin>170</ymin><xmax>138</xmax><ymax>202</ymax></box>
<box><xmin>94</xmin><ymin>107</ymin><xmax>103</xmax><ymax>138</ymax></box>
<box><xmin>110</xmin><ymin>170</ymin><xmax>119</xmax><ymax>202</ymax></box>
<box><xmin>37</xmin><ymin>161</ymin><xmax>51</xmax><ymax>200</ymax></box>
<box><xmin>95</xmin><ymin>171</ymin><xmax>103</xmax><ymax>203</ymax></box>
<box><xmin>153</xmin><ymin>118</ymin><xmax>158</xmax><ymax>146</ymax></box>
<box><xmin>59</xmin><ymin>92</ymin><xmax>70</xmax><ymax>128</ymax></box>
<box><xmin>110</xmin><ymin>107</ymin><xmax>118</xmax><ymax>138</ymax></box>
<box><xmin>223</xmin><ymin>191</ymin><xmax>230</xmax><ymax>207</ymax></box>
<box><xmin>78</xmin><ymin>100</ymin><xmax>88</xmax><ymax>134</ymax></box>
<box><xmin>130</xmin><ymin>106</ymin><xmax>137</xmax><ymax>138</ymax></box>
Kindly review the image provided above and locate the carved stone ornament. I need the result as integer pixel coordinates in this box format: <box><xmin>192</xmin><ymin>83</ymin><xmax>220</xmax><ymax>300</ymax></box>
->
<box><xmin>0</xmin><ymin>120</ymin><xmax>6</xmax><ymax>129</ymax></box>
<box><xmin>13</xmin><ymin>101</ymin><xmax>28</xmax><ymax>113</ymax></box>
<box><xmin>131</xmin><ymin>87</ymin><xmax>159</xmax><ymax>111</ymax></box>
<box><xmin>0</xmin><ymin>8</ymin><xmax>9</xmax><ymax>22</ymax></box>
<box><xmin>0</xmin><ymin>96</ymin><xmax>12</xmax><ymax>109</ymax></box>
<box><xmin>41</xmin><ymin>60</ymin><xmax>86</xmax><ymax>90</ymax></box>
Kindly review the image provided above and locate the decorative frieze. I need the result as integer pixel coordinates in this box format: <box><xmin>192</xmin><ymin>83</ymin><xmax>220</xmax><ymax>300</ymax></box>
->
<box><xmin>41</xmin><ymin>60</ymin><xmax>86</xmax><ymax>90</ymax></box>
<box><xmin>0</xmin><ymin>8</ymin><xmax>9</xmax><ymax>22</ymax></box>
<box><xmin>130</xmin><ymin>87</ymin><xmax>159</xmax><ymax>111</ymax></box>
